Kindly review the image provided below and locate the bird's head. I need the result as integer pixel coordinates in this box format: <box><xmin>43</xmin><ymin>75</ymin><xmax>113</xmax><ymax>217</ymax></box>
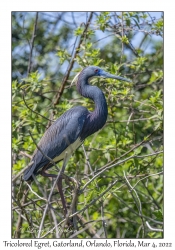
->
<box><xmin>82</xmin><ymin>66</ymin><xmax>131</xmax><ymax>83</ymax></box>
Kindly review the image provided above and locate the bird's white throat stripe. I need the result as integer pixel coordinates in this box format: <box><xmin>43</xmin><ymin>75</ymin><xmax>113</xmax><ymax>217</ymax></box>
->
<box><xmin>52</xmin><ymin>138</ymin><xmax>82</xmax><ymax>163</ymax></box>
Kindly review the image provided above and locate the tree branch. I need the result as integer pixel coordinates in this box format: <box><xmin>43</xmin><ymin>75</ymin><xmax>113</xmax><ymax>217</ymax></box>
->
<box><xmin>81</xmin><ymin>150</ymin><xmax>163</xmax><ymax>193</ymax></box>
<box><xmin>27</xmin><ymin>12</ymin><xmax>38</xmax><ymax>76</ymax></box>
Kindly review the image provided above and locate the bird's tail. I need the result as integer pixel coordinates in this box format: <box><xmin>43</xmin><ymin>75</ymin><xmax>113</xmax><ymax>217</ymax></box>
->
<box><xmin>23</xmin><ymin>161</ymin><xmax>36</xmax><ymax>181</ymax></box>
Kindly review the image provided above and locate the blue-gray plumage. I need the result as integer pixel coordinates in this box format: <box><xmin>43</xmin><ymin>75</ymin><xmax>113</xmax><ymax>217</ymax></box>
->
<box><xmin>23</xmin><ymin>66</ymin><xmax>130</xmax><ymax>181</ymax></box>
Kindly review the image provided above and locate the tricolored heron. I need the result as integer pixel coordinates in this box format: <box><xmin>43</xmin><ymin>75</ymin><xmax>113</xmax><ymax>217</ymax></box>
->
<box><xmin>23</xmin><ymin>66</ymin><xmax>130</xmax><ymax>218</ymax></box>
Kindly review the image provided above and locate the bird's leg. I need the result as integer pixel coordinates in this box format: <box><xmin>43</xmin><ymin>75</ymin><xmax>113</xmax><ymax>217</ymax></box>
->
<box><xmin>56</xmin><ymin>175</ymin><xmax>68</xmax><ymax>217</ymax></box>
<box><xmin>41</xmin><ymin>164</ymin><xmax>69</xmax><ymax>220</ymax></box>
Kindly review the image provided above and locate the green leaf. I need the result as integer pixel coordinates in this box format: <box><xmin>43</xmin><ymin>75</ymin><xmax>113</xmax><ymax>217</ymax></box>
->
<box><xmin>74</xmin><ymin>27</ymin><xmax>84</xmax><ymax>36</ymax></box>
<box><xmin>121</xmin><ymin>35</ymin><xmax>129</xmax><ymax>44</ymax></box>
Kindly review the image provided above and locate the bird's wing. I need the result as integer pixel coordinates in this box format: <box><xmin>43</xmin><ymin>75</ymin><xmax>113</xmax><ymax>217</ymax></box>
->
<box><xmin>23</xmin><ymin>106</ymin><xmax>88</xmax><ymax>180</ymax></box>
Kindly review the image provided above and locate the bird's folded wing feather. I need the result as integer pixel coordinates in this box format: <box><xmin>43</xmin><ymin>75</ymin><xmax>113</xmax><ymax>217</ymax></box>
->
<box><xmin>23</xmin><ymin>106</ymin><xmax>88</xmax><ymax>180</ymax></box>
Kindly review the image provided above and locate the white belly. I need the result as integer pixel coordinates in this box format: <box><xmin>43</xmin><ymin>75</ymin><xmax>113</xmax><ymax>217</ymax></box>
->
<box><xmin>52</xmin><ymin>138</ymin><xmax>83</xmax><ymax>163</ymax></box>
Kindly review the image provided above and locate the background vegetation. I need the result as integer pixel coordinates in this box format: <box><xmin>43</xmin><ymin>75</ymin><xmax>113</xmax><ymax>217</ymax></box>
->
<box><xmin>12</xmin><ymin>11</ymin><xmax>163</xmax><ymax>239</ymax></box>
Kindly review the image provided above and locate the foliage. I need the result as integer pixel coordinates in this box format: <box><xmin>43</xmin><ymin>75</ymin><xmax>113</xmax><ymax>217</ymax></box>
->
<box><xmin>12</xmin><ymin>11</ymin><xmax>163</xmax><ymax>239</ymax></box>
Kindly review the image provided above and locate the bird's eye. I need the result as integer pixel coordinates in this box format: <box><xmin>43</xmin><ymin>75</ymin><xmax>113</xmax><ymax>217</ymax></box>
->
<box><xmin>95</xmin><ymin>69</ymin><xmax>98</xmax><ymax>73</ymax></box>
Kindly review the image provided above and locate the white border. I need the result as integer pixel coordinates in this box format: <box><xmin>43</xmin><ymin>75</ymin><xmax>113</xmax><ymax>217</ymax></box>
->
<box><xmin>0</xmin><ymin>1</ymin><xmax>174</xmax><ymax>249</ymax></box>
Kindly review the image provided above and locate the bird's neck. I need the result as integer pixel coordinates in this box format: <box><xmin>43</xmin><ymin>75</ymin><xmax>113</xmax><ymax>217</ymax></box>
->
<box><xmin>77</xmin><ymin>77</ymin><xmax>108</xmax><ymax>127</ymax></box>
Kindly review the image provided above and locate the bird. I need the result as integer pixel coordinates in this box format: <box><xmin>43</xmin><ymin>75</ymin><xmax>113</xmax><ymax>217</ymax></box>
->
<box><xmin>23</xmin><ymin>65</ymin><xmax>131</xmax><ymax>217</ymax></box>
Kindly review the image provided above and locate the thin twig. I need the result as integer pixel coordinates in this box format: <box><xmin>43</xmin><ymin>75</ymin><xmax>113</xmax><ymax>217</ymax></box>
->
<box><xmin>121</xmin><ymin>182</ymin><xmax>145</xmax><ymax>237</ymax></box>
<box><xmin>82</xmin><ymin>144</ymin><xmax>94</xmax><ymax>174</ymax></box>
<box><xmin>146</xmin><ymin>221</ymin><xmax>163</xmax><ymax>232</ymax></box>
<box><xmin>131</xmin><ymin>171</ymin><xmax>163</xmax><ymax>190</ymax></box>
<box><xmin>101</xmin><ymin>201</ymin><xmax>107</xmax><ymax>238</ymax></box>
<box><xmin>50</xmin><ymin>209</ymin><xmax>60</xmax><ymax>238</ymax></box>
<box><xmin>123</xmin><ymin>171</ymin><xmax>142</xmax><ymax>215</ymax></box>
<box><xmin>27</xmin><ymin>12</ymin><xmax>38</xmax><ymax>76</ymax></box>
<box><xmin>22</xmin><ymin>91</ymin><xmax>54</xmax><ymax>122</ymax></box>
<box><xmin>32</xmin><ymin>174</ymin><xmax>47</xmax><ymax>198</ymax></box>
<box><xmin>13</xmin><ymin>208</ymin><xmax>28</xmax><ymax>221</ymax></box>
<box><xmin>120</xmin><ymin>11</ymin><xmax>124</xmax><ymax>64</ymax></box>
<box><xmin>25</xmin><ymin>182</ymin><xmax>47</xmax><ymax>201</ymax></box>
<box><xmin>19</xmin><ymin>151</ymin><xmax>32</xmax><ymax>159</ymax></box>
<box><xmin>125</xmin><ymin>111</ymin><xmax>134</xmax><ymax>136</ymax></box>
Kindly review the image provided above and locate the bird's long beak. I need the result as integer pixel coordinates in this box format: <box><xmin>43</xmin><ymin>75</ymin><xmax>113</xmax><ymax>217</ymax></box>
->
<box><xmin>100</xmin><ymin>70</ymin><xmax>131</xmax><ymax>83</ymax></box>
